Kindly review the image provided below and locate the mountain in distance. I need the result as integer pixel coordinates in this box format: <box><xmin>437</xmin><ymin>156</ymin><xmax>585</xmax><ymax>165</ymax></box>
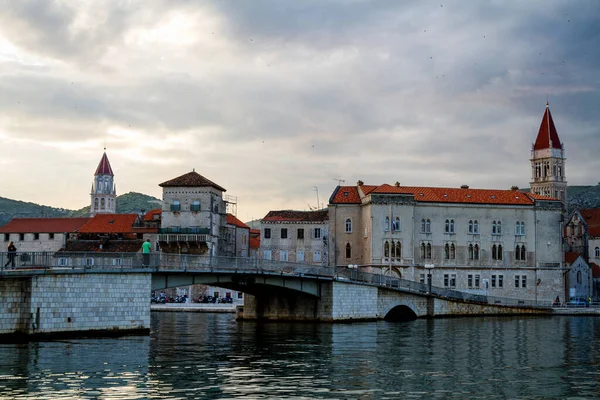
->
<box><xmin>0</xmin><ymin>192</ymin><xmax>162</xmax><ymax>227</ymax></box>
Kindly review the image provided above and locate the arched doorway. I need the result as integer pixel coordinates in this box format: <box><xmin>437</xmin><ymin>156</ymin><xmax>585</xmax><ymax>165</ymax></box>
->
<box><xmin>384</xmin><ymin>305</ymin><xmax>417</xmax><ymax>321</ymax></box>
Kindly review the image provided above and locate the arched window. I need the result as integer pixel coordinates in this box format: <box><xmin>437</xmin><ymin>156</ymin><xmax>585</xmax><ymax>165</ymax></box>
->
<box><xmin>191</xmin><ymin>200</ymin><xmax>200</xmax><ymax>212</ymax></box>
<box><xmin>345</xmin><ymin>243</ymin><xmax>351</xmax><ymax>259</ymax></box>
<box><xmin>391</xmin><ymin>240</ymin><xmax>396</xmax><ymax>258</ymax></box>
<box><xmin>394</xmin><ymin>217</ymin><xmax>400</xmax><ymax>232</ymax></box>
<box><xmin>385</xmin><ymin>217</ymin><xmax>390</xmax><ymax>232</ymax></box>
<box><xmin>521</xmin><ymin>222</ymin><xmax>526</xmax><ymax>235</ymax></box>
<box><xmin>520</xmin><ymin>245</ymin><xmax>526</xmax><ymax>261</ymax></box>
<box><xmin>492</xmin><ymin>221</ymin><xmax>497</xmax><ymax>234</ymax></box>
<box><xmin>420</xmin><ymin>243</ymin><xmax>425</xmax><ymax>259</ymax></box>
<box><xmin>492</xmin><ymin>244</ymin><xmax>497</xmax><ymax>260</ymax></box>
<box><xmin>445</xmin><ymin>220</ymin><xmax>450</xmax><ymax>233</ymax></box>
<box><xmin>577</xmin><ymin>271</ymin><xmax>582</xmax><ymax>284</ymax></box>
<box><xmin>473</xmin><ymin>220</ymin><xmax>479</xmax><ymax>234</ymax></box>
<box><xmin>426</xmin><ymin>243</ymin><xmax>432</xmax><ymax>259</ymax></box>
<box><xmin>468</xmin><ymin>244</ymin><xmax>474</xmax><ymax>260</ymax></box>
<box><xmin>395</xmin><ymin>242</ymin><xmax>402</xmax><ymax>259</ymax></box>
<box><xmin>450</xmin><ymin>243</ymin><xmax>455</xmax><ymax>259</ymax></box>
<box><xmin>345</xmin><ymin>218</ymin><xmax>352</xmax><ymax>233</ymax></box>
<box><xmin>171</xmin><ymin>200</ymin><xmax>181</xmax><ymax>212</ymax></box>
<box><xmin>94</xmin><ymin>198</ymin><xmax>99</xmax><ymax>210</ymax></box>
<box><xmin>444</xmin><ymin>243</ymin><xmax>450</xmax><ymax>259</ymax></box>
<box><xmin>515</xmin><ymin>245</ymin><xmax>521</xmax><ymax>261</ymax></box>
<box><xmin>468</xmin><ymin>220</ymin><xmax>473</xmax><ymax>234</ymax></box>
<box><xmin>596</xmin><ymin>247</ymin><xmax>600</xmax><ymax>258</ymax></box>
<box><xmin>498</xmin><ymin>244</ymin><xmax>503</xmax><ymax>261</ymax></box>
<box><xmin>497</xmin><ymin>221</ymin><xmax>502</xmax><ymax>234</ymax></box>
<box><xmin>425</xmin><ymin>219</ymin><xmax>431</xmax><ymax>233</ymax></box>
<box><xmin>100</xmin><ymin>198</ymin><xmax>105</xmax><ymax>210</ymax></box>
<box><xmin>421</xmin><ymin>219</ymin><xmax>426</xmax><ymax>232</ymax></box>
<box><xmin>450</xmin><ymin>219</ymin><xmax>454</xmax><ymax>233</ymax></box>
<box><xmin>385</xmin><ymin>241</ymin><xmax>390</xmax><ymax>258</ymax></box>
<box><xmin>474</xmin><ymin>244</ymin><xmax>480</xmax><ymax>260</ymax></box>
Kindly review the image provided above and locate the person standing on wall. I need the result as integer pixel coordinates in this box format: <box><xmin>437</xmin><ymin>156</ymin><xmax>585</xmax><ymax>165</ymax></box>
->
<box><xmin>142</xmin><ymin>239</ymin><xmax>152</xmax><ymax>267</ymax></box>
<box><xmin>4</xmin><ymin>241</ymin><xmax>17</xmax><ymax>269</ymax></box>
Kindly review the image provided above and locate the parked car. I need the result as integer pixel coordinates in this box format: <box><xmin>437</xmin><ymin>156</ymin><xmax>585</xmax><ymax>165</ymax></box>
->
<box><xmin>566</xmin><ymin>297</ymin><xmax>589</xmax><ymax>307</ymax></box>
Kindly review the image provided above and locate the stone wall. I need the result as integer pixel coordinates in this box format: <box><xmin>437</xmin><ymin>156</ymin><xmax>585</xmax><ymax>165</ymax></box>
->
<box><xmin>0</xmin><ymin>278</ymin><xmax>32</xmax><ymax>334</ymax></box>
<box><xmin>330</xmin><ymin>282</ymin><xmax>377</xmax><ymax>320</ymax></box>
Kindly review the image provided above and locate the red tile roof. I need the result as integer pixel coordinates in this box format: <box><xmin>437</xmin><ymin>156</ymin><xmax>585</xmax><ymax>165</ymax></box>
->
<box><xmin>591</xmin><ymin>262</ymin><xmax>600</xmax><ymax>278</ymax></box>
<box><xmin>359</xmin><ymin>185</ymin><xmax>378</xmax><ymax>196</ymax></box>
<box><xmin>144</xmin><ymin>209</ymin><xmax>162</xmax><ymax>222</ymax></box>
<box><xmin>534</xmin><ymin>104</ymin><xmax>562</xmax><ymax>151</ymax></box>
<box><xmin>330</xmin><ymin>186</ymin><xmax>361</xmax><ymax>204</ymax></box>
<box><xmin>249</xmin><ymin>236</ymin><xmax>260</xmax><ymax>249</ymax></box>
<box><xmin>0</xmin><ymin>218</ymin><xmax>90</xmax><ymax>233</ymax></box>
<box><xmin>577</xmin><ymin>208</ymin><xmax>600</xmax><ymax>237</ymax></box>
<box><xmin>565</xmin><ymin>252</ymin><xmax>581</xmax><ymax>265</ymax></box>
<box><xmin>78</xmin><ymin>214</ymin><xmax>141</xmax><ymax>234</ymax></box>
<box><xmin>525</xmin><ymin>192</ymin><xmax>560</xmax><ymax>201</ymax></box>
<box><xmin>262</xmin><ymin>209</ymin><xmax>329</xmax><ymax>222</ymax></box>
<box><xmin>95</xmin><ymin>152</ymin><xmax>114</xmax><ymax>176</ymax></box>
<box><xmin>159</xmin><ymin>171</ymin><xmax>226</xmax><ymax>191</ymax></box>
<box><xmin>227</xmin><ymin>214</ymin><xmax>250</xmax><ymax>229</ymax></box>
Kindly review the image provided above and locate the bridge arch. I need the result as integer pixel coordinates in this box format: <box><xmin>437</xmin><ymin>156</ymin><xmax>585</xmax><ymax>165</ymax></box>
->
<box><xmin>384</xmin><ymin>305</ymin><xmax>417</xmax><ymax>321</ymax></box>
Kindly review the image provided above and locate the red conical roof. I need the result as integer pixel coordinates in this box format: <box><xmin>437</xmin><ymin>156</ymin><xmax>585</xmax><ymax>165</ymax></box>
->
<box><xmin>534</xmin><ymin>103</ymin><xmax>562</xmax><ymax>150</ymax></box>
<box><xmin>95</xmin><ymin>152</ymin><xmax>114</xmax><ymax>176</ymax></box>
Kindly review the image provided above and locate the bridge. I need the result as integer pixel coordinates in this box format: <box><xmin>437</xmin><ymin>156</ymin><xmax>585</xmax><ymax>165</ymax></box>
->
<box><xmin>0</xmin><ymin>252</ymin><xmax>552</xmax><ymax>339</ymax></box>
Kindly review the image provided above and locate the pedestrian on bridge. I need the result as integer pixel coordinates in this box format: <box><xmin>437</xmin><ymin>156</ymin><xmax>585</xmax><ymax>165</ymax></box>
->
<box><xmin>4</xmin><ymin>241</ymin><xmax>16</xmax><ymax>269</ymax></box>
<box><xmin>142</xmin><ymin>239</ymin><xmax>152</xmax><ymax>267</ymax></box>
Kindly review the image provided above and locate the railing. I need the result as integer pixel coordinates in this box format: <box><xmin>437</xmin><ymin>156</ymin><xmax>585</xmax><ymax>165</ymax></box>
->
<box><xmin>158</xmin><ymin>228</ymin><xmax>210</xmax><ymax>234</ymax></box>
<box><xmin>334</xmin><ymin>268</ymin><xmax>552</xmax><ymax>308</ymax></box>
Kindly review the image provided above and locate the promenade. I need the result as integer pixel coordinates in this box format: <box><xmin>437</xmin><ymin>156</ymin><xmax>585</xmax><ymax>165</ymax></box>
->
<box><xmin>151</xmin><ymin>303</ymin><xmax>237</xmax><ymax>313</ymax></box>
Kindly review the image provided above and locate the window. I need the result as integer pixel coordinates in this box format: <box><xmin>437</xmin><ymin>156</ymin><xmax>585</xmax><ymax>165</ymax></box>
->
<box><xmin>444</xmin><ymin>243</ymin><xmax>450</xmax><ymax>260</ymax></box>
<box><xmin>345</xmin><ymin>218</ymin><xmax>352</xmax><ymax>233</ymax></box>
<box><xmin>473</xmin><ymin>220</ymin><xmax>479</xmax><ymax>234</ymax></box>
<box><xmin>263</xmin><ymin>250</ymin><xmax>272</xmax><ymax>260</ymax></box>
<box><xmin>314</xmin><ymin>228</ymin><xmax>321</xmax><ymax>239</ymax></box>
<box><xmin>497</xmin><ymin>221</ymin><xmax>502</xmax><ymax>234</ymax></box>
<box><xmin>34</xmin><ymin>233</ymin><xmax>39</xmax><ymax>240</ymax></box>
<box><xmin>385</xmin><ymin>240</ymin><xmax>390</xmax><ymax>258</ymax></box>
<box><xmin>450</xmin><ymin>274</ymin><xmax>456</xmax><ymax>287</ymax></box>
<box><xmin>49</xmin><ymin>233</ymin><xmax>54</xmax><ymax>240</ymax></box>
<box><xmin>492</xmin><ymin>244</ymin><xmax>502</xmax><ymax>260</ymax></box>
<box><xmin>238</xmin><ymin>292</ymin><xmax>243</xmax><ymax>299</ymax></box>
<box><xmin>297</xmin><ymin>250</ymin><xmax>305</xmax><ymax>262</ymax></box>
<box><xmin>420</xmin><ymin>274</ymin><xmax>425</xmax><ymax>284</ymax></box>
<box><xmin>475</xmin><ymin>275</ymin><xmax>480</xmax><ymax>288</ymax></box>
<box><xmin>345</xmin><ymin>243</ymin><xmax>352</xmax><ymax>259</ymax></box>
<box><xmin>297</xmin><ymin>228</ymin><xmax>304</xmax><ymax>239</ymax></box>
<box><xmin>19</xmin><ymin>233</ymin><xmax>24</xmax><ymax>241</ymax></box>
<box><xmin>474</xmin><ymin>244</ymin><xmax>480</xmax><ymax>260</ymax></box>
<box><xmin>444</xmin><ymin>274</ymin><xmax>449</xmax><ymax>287</ymax></box>
<box><xmin>468</xmin><ymin>244</ymin><xmax>474</xmax><ymax>260</ymax></box>
<box><xmin>425</xmin><ymin>219</ymin><xmax>431</xmax><ymax>233</ymax></box>
<box><xmin>393</xmin><ymin>217</ymin><xmax>401</xmax><ymax>232</ymax></box>
<box><xmin>58</xmin><ymin>258</ymin><xmax>68</xmax><ymax>267</ymax></box>
<box><xmin>450</xmin><ymin>243</ymin><xmax>455</xmax><ymax>259</ymax></box>
<box><xmin>113</xmin><ymin>258</ymin><xmax>122</xmax><ymax>266</ymax></box>
<box><xmin>468</xmin><ymin>274</ymin><xmax>473</xmax><ymax>287</ymax></box>
<box><xmin>421</xmin><ymin>219</ymin><xmax>426</xmax><ymax>233</ymax></box>
<box><xmin>385</xmin><ymin>216</ymin><xmax>390</xmax><ymax>232</ymax></box>
<box><xmin>516</xmin><ymin>221</ymin><xmax>525</xmax><ymax>236</ymax></box>
<box><xmin>313</xmin><ymin>250</ymin><xmax>321</xmax><ymax>262</ymax></box>
<box><xmin>280</xmin><ymin>251</ymin><xmax>289</xmax><ymax>261</ymax></box>
<box><xmin>3</xmin><ymin>233</ymin><xmax>8</xmax><ymax>242</ymax></box>
<box><xmin>395</xmin><ymin>242</ymin><xmax>402</xmax><ymax>259</ymax></box>
<box><xmin>86</xmin><ymin>258</ymin><xmax>94</xmax><ymax>266</ymax></box>
<box><xmin>94</xmin><ymin>198</ymin><xmax>99</xmax><ymax>210</ymax></box>
<box><xmin>264</xmin><ymin>228</ymin><xmax>271</xmax><ymax>239</ymax></box>
<box><xmin>171</xmin><ymin>200</ymin><xmax>181</xmax><ymax>212</ymax></box>
<box><xmin>426</xmin><ymin>243</ymin><xmax>432</xmax><ymax>259</ymax></box>
<box><xmin>190</xmin><ymin>200</ymin><xmax>200</xmax><ymax>212</ymax></box>
<box><xmin>595</xmin><ymin>247</ymin><xmax>600</xmax><ymax>258</ymax></box>
<box><xmin>469</xmin><ymin>220</ymin><xmax>473</xmax><ymax>233</ymax></box>
<box><xmin>491</xmin><ymin>275</ymin><xmax>496</xmax><ymax>288</ymax></box>
<box><xmin>492</xmin><ymin>221</ymin><xmax>497</xmax><ymax>234</ymax></box>
<box><xmin>420</xmin><ymin>242</ymin><xmax>425</xmax><ymax>259</ymax></box>
<box><xmin>445</xmin><ymin>219</ymin><xmax>455</xmax><ymax>233</ymax></box>
<box><xmin>498</xmin><ymin>275</ymin><xmax>503</xmax><ymax>288</ymax></box>
<box><xmin>281</xmin><ymin>228</ymin><xmax>288</xmax><ymax>239</ymax></box>
<box><xmin>522</xmin><ymin>276</ymin><xmax>527</xmax><ymax>288</ymax></box>
<box><xmin>516</xmin><ymin>245</ymin><xmax>527</xmax><ymax>261</ymax></box>
<box><xmin>515</xmin><ymin>275</ymin><xmax>520</xmax><ymax>288</ymax></box>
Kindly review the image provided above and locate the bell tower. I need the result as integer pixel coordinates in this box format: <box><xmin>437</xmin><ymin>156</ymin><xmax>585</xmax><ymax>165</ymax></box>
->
<box><xmin>530</xmin><ymin>102</ymin><xmax>567</xmax><ymax>205</ymax></box>
<box><xmin>90</xmin><ymin>150</ymin><xmax>116</xmax><ymax>216</ymax></box>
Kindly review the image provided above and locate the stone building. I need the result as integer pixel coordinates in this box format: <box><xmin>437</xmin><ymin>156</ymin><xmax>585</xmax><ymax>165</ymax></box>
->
<box><xmin>90</xmin><ymin>151</ymin><xmax>117</xmax><ymax>216</ymax></box>
<box><xmin>564</xmin><ymin>252</ymin><xmax>592</xmax><ymax>301</ymax></box>
<box><xmin>327</xmin><ymin>181</ymin><xmax>565</xmax><ymax>303</ymax></box>
<box><xmin>259</xmin><ymin>209</ymin><xmax>328</xmax><ymax>265</ymax></box>
<box><xmin>0</xmin><ymin>218</ymin><xmax>90</xmax><ymax>253</ymax></box>
<box><xmin>225</xmin><ymin>214</ymin><xmax>250</xmax><ymax>258</ymax></box>
<box><xmin>530</xmin><ymin>102</ymin><xmax>567</xmax><ymax>204</ymax></box>
<box><xmin>564</xmin><ymin>208</ymin><xmax>600</xmax><ymax>264</ymax></box>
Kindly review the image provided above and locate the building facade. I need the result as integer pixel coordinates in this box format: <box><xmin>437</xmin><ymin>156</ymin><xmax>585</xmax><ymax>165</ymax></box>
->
<box><xmin>90</xmin><ymin>151</ymin><xmax>117</xmax><ymax>216</ymax></box>
<box><xmin>0</xmin><ymin>218</ymin><xmax>90</xmax><ymax>253</ymax></box>
<box><xmin>530</xmin><ymin>102</ymin><xmax>567</xmax><ymax>204</ymax></box>
<box><xmin>259</xmin><ymin>210</ymin><xmax>328</xmax><ymax>265</ymax></box>
<box><xmin>328</xmin><ymin>182</ymin><xmax>565</xmax><ymax>303</ymax></box>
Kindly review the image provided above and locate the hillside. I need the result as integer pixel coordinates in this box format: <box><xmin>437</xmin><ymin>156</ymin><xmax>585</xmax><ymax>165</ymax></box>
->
<box><xmin>0</xmin><ymin>192</ymin><xmax>162</xmax><ymax>227</ymax></box>
<box><xmin>568</xmin><ymin>184</ymin><xmax>600</xmax><ymax>211</ymax></box>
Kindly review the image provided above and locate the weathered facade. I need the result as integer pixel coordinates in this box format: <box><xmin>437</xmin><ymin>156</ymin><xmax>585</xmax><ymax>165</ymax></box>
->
<box><xmin>564</xmin><ymin>252</ymin><xmax>592</xmax><ymax>300</ymax></box>
<box><xmin>259</xmin><ymin>209</ymin><xmax>328</xmax><ymax>265</ymax></box>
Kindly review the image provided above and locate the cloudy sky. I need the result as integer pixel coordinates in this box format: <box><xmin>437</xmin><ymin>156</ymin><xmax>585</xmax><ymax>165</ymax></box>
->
<box><xmin>0</xmin><ymin>0</ymin><xmax>598</xmax><ymax>221</ymax></box>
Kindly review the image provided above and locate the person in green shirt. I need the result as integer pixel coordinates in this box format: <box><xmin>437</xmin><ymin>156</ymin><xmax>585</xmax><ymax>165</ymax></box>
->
<box><xmin>142</xmin><ymin>239</ymin><xmax>152</xmax><ymax>266</ymax></box>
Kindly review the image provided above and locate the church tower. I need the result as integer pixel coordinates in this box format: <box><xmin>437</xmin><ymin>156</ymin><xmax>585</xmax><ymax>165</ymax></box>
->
<box><xmin>530</xmin><ymin>102</ymin><xmax>567</xmax><ymax>205</ymax></box>
<box><xmin>90</xmin><ymin>150</ymin><xmax>116</xmax><ymax>216</ymax></box>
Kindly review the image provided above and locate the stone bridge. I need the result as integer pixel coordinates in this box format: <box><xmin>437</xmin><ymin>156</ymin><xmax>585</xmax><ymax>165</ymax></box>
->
<box><xmin>0</xmin><ymin>252</ymin><xmax>552</xmax><ymax>338</ymax></box>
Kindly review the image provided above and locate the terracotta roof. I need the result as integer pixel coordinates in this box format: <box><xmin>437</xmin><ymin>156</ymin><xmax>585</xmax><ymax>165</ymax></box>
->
<box><xmin>144</xmin><ymin>209</ymin><xmax>162</xmax><ymax>222</ymax></box>
<box><xmin>58</xmin><ymin>240</ymin><xmax>145</xmax><ymax>253</ymax></box>
<box><xmin>330</xmin><ymin>186</ymin><xmax>361</xmax><ymax>204</ymax></box>
<box><xmin>565</xmin><ymin>252</ymin><xmax>581</xmax><ymax>264</ymax></box>
<box><xmin>533</xmin><ymin>104</ymin><xmax>562</xmax><ymax>151</ymax></box>
<box><xmin>95</xmin><ymin>152</ymin><xmax>114</xmax><ymax>176</ymax></box>
<box><xmin>262</xmin><ymin>209</ymin><xmax>329</xmax><ymax>222</ymax></box>
<box><xmin>591</xmin><ymin>263</ymin><xmax>600</xmax><ymax>278</ymax></box>
<box><xmin>359</xmin><ymin>185</ymin><xmax>378</xmax><ymax>196</ymax></box>
<box><xmin>0</xmin><ymin>218</ymin><xmax>90</xmax><ymax>233</ymax></box>
<box><xmin>159</xmin><ymin>171</ymin><xmax>226</xmax><ymax>191</ymax></box>
<box><xmin>250</xmin><ymin>229</ymin><xmax>260</xmax><ymax>235</ymax></box>
<box><xmin>78</xmin><ymin>214</ymin><xmax>140</xmax><ymax>234</ymax></box>
<box><xmin>525</xmin><ymin>192</ymin><xmax>560</xmax><ymax>201</ymax></box>
<box><xmin>590</xmin><ymin>227</ymin><xmax>600</xmax><ymax>237</ymax></box>
<box><xmin>249</xmin><ymin>236</ymin><xmax>260</xmax><ymax>249</ymax></box>
<box><xmin>580</xmin><ymin>208</ymin><xmax>600</xmax><ymax>226</ymax></box>
<box><xmin>227</xmin><ymin>214</ymin><xmax>249</xmax><ymax>229</ymax></box>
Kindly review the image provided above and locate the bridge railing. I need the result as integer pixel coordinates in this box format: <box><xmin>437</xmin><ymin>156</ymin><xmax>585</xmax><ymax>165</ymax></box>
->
<box><xmin>0</xmin><ymin>252</ymin><xmax>334</xmax><ymax>278</ymax></box>
<box><xmin>334</xmin><ymin>268</ymin><xmax>551</xmax><ymax>308</ymax></box>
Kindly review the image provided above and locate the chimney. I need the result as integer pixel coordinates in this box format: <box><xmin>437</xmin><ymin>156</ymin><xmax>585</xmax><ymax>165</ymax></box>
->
<box><xmin>395</xmin><ymin>181</ymin><xmax>400</xmax><ymax>187</ymax></box>
<box><xmin>357</xmin><ymin>180</ymin><xmax>364</xmax><ymax>186</ymax></box>
<box><xmin>460</xmin><ymin>185</ymin><xmax>469</xmax><ymax>189</ymax></box>
<box><xmin>511</xmin><ymin>186</ymin><xmax>519</xmax><ymax>191</ymax></box>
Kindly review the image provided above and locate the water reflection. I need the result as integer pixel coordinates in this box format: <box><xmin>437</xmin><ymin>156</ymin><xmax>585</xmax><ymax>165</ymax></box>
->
<box><xmin>1</xmin><ymin>314</ymin><xmax>600</xmax><ymax>399</ymax></box>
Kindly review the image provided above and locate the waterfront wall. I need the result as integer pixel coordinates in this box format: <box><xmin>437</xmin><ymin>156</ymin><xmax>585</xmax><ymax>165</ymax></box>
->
<box><xmin>0</xmin><ymin>273</ymin><xmax>151</xmax><ymax>337</ymax></box>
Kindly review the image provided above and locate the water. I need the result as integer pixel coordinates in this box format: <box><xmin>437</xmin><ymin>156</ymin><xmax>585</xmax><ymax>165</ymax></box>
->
<box><xmin>1</xmin><ymin>313</ymin><xmax>600</xmax><ymax>399</ymax></box>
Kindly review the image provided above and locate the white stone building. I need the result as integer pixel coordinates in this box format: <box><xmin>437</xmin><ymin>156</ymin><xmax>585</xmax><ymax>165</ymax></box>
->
<box><xmin>0</xmin><ymin>218</ymin><xmax>90</xmax><ymax>253</ymax></box>
<box><xmin>564</xmin><ymin>252</ymin><xmax>592</xmax><ymax>301</ymax></box>
<box><xmin>259</xmin><ymin>210</ymin><xmax>328</xmax><ymax>265</ymax></box>
<box><xmin>90</xmin><ymin>151</ymin><xmax>117</xmax><ymax>216</ymax></box>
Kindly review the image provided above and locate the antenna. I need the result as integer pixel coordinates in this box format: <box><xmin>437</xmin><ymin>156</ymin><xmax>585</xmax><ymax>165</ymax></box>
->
<box><xmin>313</xmin><ymin>186</ymin><xmax>320</xmax><ymax>210</ymax></box>
<box><xmin>333</xmin><ymin>177</ymin><xmax>345</xmax><ymax>186</ymax></box>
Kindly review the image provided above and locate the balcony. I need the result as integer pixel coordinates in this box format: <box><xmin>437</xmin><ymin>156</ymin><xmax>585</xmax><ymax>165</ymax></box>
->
<box><xmin>158</xmin><ymin>227</ymin><xmax>210</xmax><ymax>243</ymax></box>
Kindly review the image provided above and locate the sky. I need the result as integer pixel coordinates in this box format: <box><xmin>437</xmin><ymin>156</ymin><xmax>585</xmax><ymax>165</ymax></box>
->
<box><xmin>0</xmin><ymin>0</ymin><xmax>599</xmax><ymax>222</ymax></box>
